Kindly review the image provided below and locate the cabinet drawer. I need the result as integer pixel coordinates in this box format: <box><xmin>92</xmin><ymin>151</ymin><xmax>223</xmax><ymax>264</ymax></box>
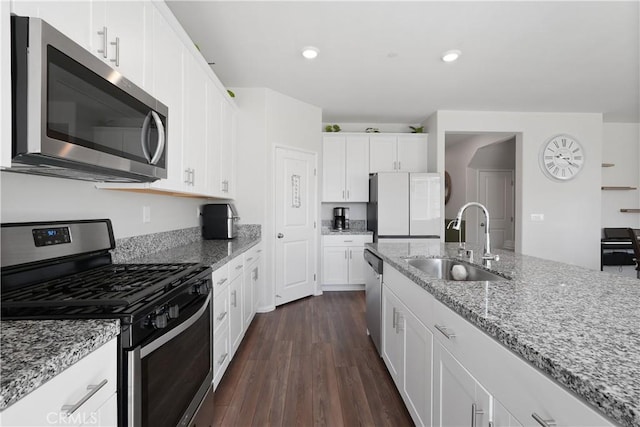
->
<box><xmin>0</xmin><ymin>339</ymin><xmax>117</xmax><ymax>426</ymax></box>
<box><xmin>212</xmin><ymin>264</ymin><xmax>230</xmax><ymax>297</ymax></box>
<box><xmin>243</xmin><ymin>243</ymin><xmax>262</xmax><ymax>266</ymax></box>
<box><xmin>228</xmin><ymin>256</ymin><xmax>244</xmax><ymax>281</ymax></box>
<box><xmin>213</xmin><ymin>288</ymin><xmax>229</xmax><ymax>336</ymax></box>
<box><xmin>323</xmin><ymin>235</ymin><xmax>372</xmax><ymax>247</ymax></box>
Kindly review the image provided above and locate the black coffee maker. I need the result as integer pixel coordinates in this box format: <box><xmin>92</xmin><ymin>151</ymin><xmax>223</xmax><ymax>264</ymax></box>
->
<box><xmin>333</xmin><ymin>207</ymin><xmax>350</xmax><ymax>230</ymax></box>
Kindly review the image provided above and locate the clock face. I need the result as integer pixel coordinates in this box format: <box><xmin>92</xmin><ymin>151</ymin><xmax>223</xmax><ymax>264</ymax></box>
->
<box><xmin>539</xmin><ymin>134</ymin><xmax>585</xmax><ymax>181</ymax></box>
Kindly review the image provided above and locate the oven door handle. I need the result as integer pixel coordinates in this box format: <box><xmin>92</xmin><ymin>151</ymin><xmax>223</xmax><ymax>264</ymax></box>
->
<box><xmin>140</xmin><ymin>294</ymin><xmax>210</xmax><ymax>358</ymax></box>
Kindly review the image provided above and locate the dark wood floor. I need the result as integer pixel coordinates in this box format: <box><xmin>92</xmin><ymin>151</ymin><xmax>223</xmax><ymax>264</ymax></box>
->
<box><xmin>212</xmin><ymin>291</ymin><xmax>413</xmax><ymax>426</ymax></box>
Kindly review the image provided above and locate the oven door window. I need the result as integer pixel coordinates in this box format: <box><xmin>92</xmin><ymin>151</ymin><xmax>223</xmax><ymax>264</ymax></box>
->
<box><xmin>46</xmin><ymin>46</ymin><xmax>166</xmax><ymax>168</ymax></box>
<box><xmin>140</xmin><ymin>302</ymin><xmax>211</xmax><ymax>427</ymax></box>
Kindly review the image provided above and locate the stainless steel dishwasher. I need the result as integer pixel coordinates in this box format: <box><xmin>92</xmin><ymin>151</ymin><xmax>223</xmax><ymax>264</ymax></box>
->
<box><xmin>364</xmin><ymin>249</ymin><xmax>383</xmax><ymax>356</ymax></box>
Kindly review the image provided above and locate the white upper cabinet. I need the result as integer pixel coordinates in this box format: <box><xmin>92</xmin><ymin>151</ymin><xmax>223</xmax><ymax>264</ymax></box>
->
<box><xmin>206</xmin><ymin>83</ymin><xmax>223</xmax><ymax>197</ymax></box>
<box><xmin>92</xmin><ymin>1</ymin><xmax>150</xmax><ymax>90</ymax></box>
<box><xmin>219</xmin><ymin>100</ymin><xmax>237</xmax><ymax>199</ymax></box>
<box><xmin>322</xmin><ymin>134</ymin><xmax>369</xmax><ymax>202</ymax></box>
<box><xmin>370</xmin><ymin>134</ymin><xmax>428</xmax><ymax>173</ymax></box>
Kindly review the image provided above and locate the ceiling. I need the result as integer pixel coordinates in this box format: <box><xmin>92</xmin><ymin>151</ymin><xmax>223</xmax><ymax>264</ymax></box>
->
<box><xmin>167</xmin><ymin>1</ymin><xmax>640</xmax><ymax>124</ymax></box>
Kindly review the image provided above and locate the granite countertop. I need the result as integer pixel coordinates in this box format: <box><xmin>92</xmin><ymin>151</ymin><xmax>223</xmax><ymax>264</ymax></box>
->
<box><xmin>0</xmin><ymin>320</ymin><xmax>120</xmax><ymax>410</ymax></box>
<box><xmin>367</xmin><ymin>240</ymin><xmax>639</xmax><ymax>427</ymax></box>
<box><xmin>125</xmin><ymin>234</ymin><xmax>261</xmax><ymax>270</ymax></box>
<box><xmin>321</xmin><ymin>220</ymin><xmax>373</xmax><ymax>236</ymax></box>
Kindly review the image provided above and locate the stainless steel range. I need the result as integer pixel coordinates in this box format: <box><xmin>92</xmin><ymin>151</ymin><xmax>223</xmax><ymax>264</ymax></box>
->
<box><xmin>1</xmin><ymin>219</ymin><xmax>213</xmax><ymax>427</ymax></box>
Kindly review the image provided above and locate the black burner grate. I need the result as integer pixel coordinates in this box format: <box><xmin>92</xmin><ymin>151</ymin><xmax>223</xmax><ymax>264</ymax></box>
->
<box><xmin>1</xmin><ymin>263</ymin><xmax>201</xmax><ymax>309</ymax></box>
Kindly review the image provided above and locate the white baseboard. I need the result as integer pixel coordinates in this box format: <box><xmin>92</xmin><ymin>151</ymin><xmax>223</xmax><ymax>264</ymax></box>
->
<box><xmin>322</xmin><ymin>284</ymin><xmax>365</xmax><ymax>291</ymax></box>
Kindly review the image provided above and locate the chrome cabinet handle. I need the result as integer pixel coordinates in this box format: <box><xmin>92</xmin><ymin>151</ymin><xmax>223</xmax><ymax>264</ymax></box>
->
<box><xmin>246</xmin><ymin>257</ymin><xmax>253</xmax><ymax>262</ymax></box>
<box><xmin>532</xmin><ymin>413</ymin><xmax>557</xmax><ymax>427</ymax></box>
<box><xmin>217</xmin><ymin>352</ymin><xmax>228</xmax><ymax>366</ymax></box>
<box><xmin>110</xmin><ymin>36</ymin><xmax>120</xmax><ymax>66</ymax></box>
<box><xmin>235</xmin><ymin>265</ymin><xmax>243</xmax><ymax>271</ymax></box>
<box><xmin>217</xmin><ymin>277</ymin><xmax>228</xmax><ymax>286</ymax></box>
<box><xmin>398</xmin><ymin>161</ymin><xmax>401</xmax><ymax>170</ymax></box>
<box><xmin>61</xmin><ymin>379</ymin><xmax>108</xmax><ymax>416</ymax></box>
<box><xmin>434</xmin><ymin>324</ymin><xmax>456</xmax><ymax>339</ymax></box>
<box><xmin>471</xmin><ymin>403</ymin><xmax>484</xmax><ymax>427</ymax></box>
<box><xmin>97</xmin><ymin>27</ymin><xmax>108</xmax><ymax>58</ymax></box>
<box><xmin>190</xmin><ymin>169</ymin><xmax>195</xmax><ymax>186</ymax></box>
<box><xmin>342</xmin><ymin>190</ymin><xmax>345</xmax><ymax>200</ymax></box>
<box><xmin>346</xmin><ymin>190</ymin><xmax>350</xmax><ymax>200</ymax></box>
<box><xmin>392</xmin><ymin>307</ymin><xmax>397</xmax><ymax>329</ymax></box>
<box><xmin>216</xmin><ymin>311</ymin><xmax>227</xmax><ymax>321</ymax></box>
<box><xmin>231</xmin><ymin>290</ymin><xmax>237</xmax><ymax>307</ymax></box>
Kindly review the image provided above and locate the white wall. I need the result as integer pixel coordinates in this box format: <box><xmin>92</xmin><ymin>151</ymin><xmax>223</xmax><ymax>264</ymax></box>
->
<box><xmin>233</xmin><ymin>87</ymin><xmax>322</xmax><ymax>312</ymax></box>
<box><xmin>426</xmin><ymin>111</ymin><xmax>603</xmax><ymax>270</ymax></box>
<box><xmin>601</xmin><ymin>122</ymin><xmax>640</xmax><ymax>229</ymax></box>
<box><xmin>0</xmin><ymin>172</ymin><xmax>207</xmax><ymax>239</ymax></box>
<box><xmin>321</xmin><ymin>202</ymin><xmax>367</xmax><ymax>221</ymax></box>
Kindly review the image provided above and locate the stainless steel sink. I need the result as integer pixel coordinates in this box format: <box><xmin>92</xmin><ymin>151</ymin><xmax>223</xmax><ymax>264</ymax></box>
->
<box><xmin>404</xmin><ymin>257</ymin><xmax>509</xmax><ymax>281</ymax></box>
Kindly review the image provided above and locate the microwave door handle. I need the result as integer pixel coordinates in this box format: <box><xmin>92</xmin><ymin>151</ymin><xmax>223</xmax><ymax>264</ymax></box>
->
<box><xmin>149</xmin><ymin>111</ymin><xmax>166</xmax><ymax>165</ymax></box>
<box><xmin>140</xmin><ymin>112</ymin><xmax>152</xmax><ymax>163</ymax></box>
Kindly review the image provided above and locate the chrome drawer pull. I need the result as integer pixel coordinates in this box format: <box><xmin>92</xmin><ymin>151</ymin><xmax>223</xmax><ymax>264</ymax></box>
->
<box><xmin>246</xmin><ymin>257</ymin><xmax>253</xmax><ymax>262</ymax></box>
<box><xmin>61</xmin><ymin>379</ymin><xmax>108</xmax><ymax>415</ymax></box>
<box><xmin>217</xmin><ymin>352</ymin><xmax>228</xmax><ymax>366</ymax></box>
<box><xmin>532</xmin><ymin>413</ymin><xmax>557</xmax><ymax>427</ymax></box>
<box><xmin>217</xmin><ymin>311</ymin><xmax>228</xmax><ymax>321</ymax></box>
<box><xmin>235</xmin><ymin>265</ymin><xmax>243</xmax><ymax>270</ymax></box>
<box><xmin>471</xmin><ymin>403</ymin><xmax>484</xmax><ymax>427</ymax></box>
<box><xmin>392</xmin><ymin>307</ymin><xmax>397</xmax><ymax>329</ymax></box>
<box><xmin>216</xmin><ymin>277</ymin><xmax>228</xmax><ymax>286</ymax></box>
<box><xmin>434</xmin><ymin>324</ymin><xmax>456</xmax><ymax>339</ymax></box>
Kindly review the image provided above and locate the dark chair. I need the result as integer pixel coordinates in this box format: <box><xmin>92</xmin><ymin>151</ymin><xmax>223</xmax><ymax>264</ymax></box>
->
<box><xmin>627</xmin><ymin>228</ymin><xmax>640</xmax><ymax>279</ymax></box>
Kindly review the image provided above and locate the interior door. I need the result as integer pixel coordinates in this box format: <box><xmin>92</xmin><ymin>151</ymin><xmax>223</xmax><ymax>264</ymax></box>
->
<box><xmin>275</xmin><ymin>147</ymin><xmax>317</xmax><ymax>305</ymax></box>
<box><xmin>478</xmin><ymin>170</ymin><xmax>514</xmax><ymax>250</ymax></box>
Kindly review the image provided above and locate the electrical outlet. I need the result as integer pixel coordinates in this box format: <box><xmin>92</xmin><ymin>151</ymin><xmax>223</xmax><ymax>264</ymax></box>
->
<box><xmin>530</xmin><ymin>213</ymin><xmax>544</xmax><ymax>222</ymax></box>
<box><xmin>143</xmin><ymin>206</ymin><xmax>151</xmax><ymax>223</ymax></box>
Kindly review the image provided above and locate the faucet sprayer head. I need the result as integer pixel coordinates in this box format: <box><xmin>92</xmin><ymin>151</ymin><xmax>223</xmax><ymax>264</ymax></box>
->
<box><xmin>447</xmin><ymin>219</ymin><xmax>459</xmax><ymax>230</ymax></box>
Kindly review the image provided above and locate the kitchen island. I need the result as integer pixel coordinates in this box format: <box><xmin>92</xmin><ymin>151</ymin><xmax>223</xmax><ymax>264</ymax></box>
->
<box><xmin>367</xmin><ymin>240</ymin><xmax>639</xmax><ymax>427</ymax></box>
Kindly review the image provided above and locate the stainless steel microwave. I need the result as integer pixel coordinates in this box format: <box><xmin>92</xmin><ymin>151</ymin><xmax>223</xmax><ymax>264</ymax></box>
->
<box><xmin>10</xmin><ymin>16</ymin><xmax>168</xmax><ymax>182</ymax></box>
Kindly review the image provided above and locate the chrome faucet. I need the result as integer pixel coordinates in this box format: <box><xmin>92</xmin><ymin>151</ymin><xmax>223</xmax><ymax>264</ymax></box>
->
<box><xmin>450</xmin><ymin>202</ymin><xmax>499</xmax><ymax>268</ymax></box>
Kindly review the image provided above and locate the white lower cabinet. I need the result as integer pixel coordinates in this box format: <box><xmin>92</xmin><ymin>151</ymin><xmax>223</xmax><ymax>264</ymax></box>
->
<box><xmin>0</xmin><ymin>338</ymin><xmax>117</xmax><ymax>426</ymax></box>
<box><xmin>212</xmin><ymin>244</ymin><xmax>262</xmax><ymax>391</ymax></box>
<box><xmin>382</xmin><ymin>263</ymin><xmax>614</xmax><ymax>427</ymax></box>
<box><xmin>321</xmin><ymin>235</ymin><xmax>373</xmax><ymax>289</ymax></box>
<box><xmin>382</xmin><ymin>285</ymin><xmax>433</xmax><ymax>426</ymax></box>
<box><xmin>433</xmin><ymin>342</ymin><xmax>490</xmax><ymax>427</ymax></box>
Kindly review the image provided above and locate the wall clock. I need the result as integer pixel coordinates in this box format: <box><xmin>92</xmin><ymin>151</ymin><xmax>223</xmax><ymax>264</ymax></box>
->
<box><xmin>539</xmin><ymin>134</ymin><xmax>585</xmax><ymax>181</ymax></box>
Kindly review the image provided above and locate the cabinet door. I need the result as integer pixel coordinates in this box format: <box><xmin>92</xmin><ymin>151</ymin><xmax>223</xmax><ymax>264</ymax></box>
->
<box><xmin>493</xmin><ymin>398</ymin><xmax>524</xmax><ymax>427</ymax></box>
<box><xmin>322</xmin><ymin>136</ymin><xmax>346</xmax><ymax>201</ymax></box>
<box><xmin>87</xmin><ymin>392</ymin><xmax>117</xmax><ymax>427</ymax></box>
<box><xmin>242</xmin><ymin>262</ymin><xmax>254</xmax><ymax>329</ymax></box>
<box><xmin>220</xmin><ymin>100</ymin><xmax>237</xmax><ymax>198</ymax></box>
<box><xmin>402</xmin><ymin>308</ymin><xmax>433</xmax><ymax>427</ymax></box>
<box><xmin>213</xmin><ymin>323</ymin><xmax>230</xmax><ymax>390</ymax></box>
<box><xmin>148</xmin><ymin>8</ymin><xmax>184</xmax><ymax>192</ymax></box>
<box><xmin>397</xmin><ymin>135</ymin><xmax>428</xmax><ymax>172</ymax></box>
<box><xmin>253</xmin><ymin>257</ymin><xmax>262</xmax><ymax>314</ymax></box>
<box><xmin>381</xmin><ymin>286</ymin><xmax>403</xmax><ymax>387</ymax></box>
<box><xmin>433</xmin><ymin>342</ymin><xmax>490</xmax><ymax>427</ymax></box>
<box><xmin>206</xmin><ymin>83</ymin><xmax>223</xmax><ymax>197</ymax></box>
<box><xmin>183</xmin><ymin>55</ymin><xmax>208</xmax><ymax>194</ymax></box>
<box><xmin>347</xmin><ymin>246</ymin><xmax>367</xmax><ymax>284</ymax></box>
<box><xmin>369</xmin><ymin>135</ymin><xmax>397</xmax><ymax>173</ymax></box>
<box><xmin>322</xmin><ymin>246</ymin><xmax>350</xmax><ymax>285</ymax></box>
<box><xmin>229</xmin><ymin>275</ymin><xmax>243</xmax><ymax>357</ymax></box>
<box><xmin>11</xmin><ymin>1</ymin><xmax>92</xmax><ymax>50</ymax></box>
<box><xmin>345</xmin><ymin>136</ymin><xmax>369</xmax><ymax>202</ymax></box>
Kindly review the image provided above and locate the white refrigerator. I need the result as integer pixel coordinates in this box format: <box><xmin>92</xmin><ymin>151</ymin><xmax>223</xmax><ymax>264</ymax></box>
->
<box><xmin>367</xmin><ymin>172</ymin><xmax>441</xmax><ymax>240</ymax></box>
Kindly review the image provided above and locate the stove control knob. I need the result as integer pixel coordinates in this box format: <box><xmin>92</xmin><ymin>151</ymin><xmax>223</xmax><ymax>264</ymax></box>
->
<box><xmin>168</xmin><ymin>304</ymin><xmax>180</xmax><ymax>319</ymax></box>
<box><xmin>192</xmin><ymin>280</ymin><xmax>210</xmax><ymax>295</ymax></box>
<box><xmin>152</xmin><ymin>312</ymin><xmax>169</xmax><ymax>329</ymax></box>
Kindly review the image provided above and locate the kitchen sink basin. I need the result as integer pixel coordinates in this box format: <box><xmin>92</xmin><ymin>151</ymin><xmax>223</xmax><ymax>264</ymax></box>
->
<box><xmin>403</xmin><ymin>257</ymin><xmax>509</xmax><ymax>281</ymax></box>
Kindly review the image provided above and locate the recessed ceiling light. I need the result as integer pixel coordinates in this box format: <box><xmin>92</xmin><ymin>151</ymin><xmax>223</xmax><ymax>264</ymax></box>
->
<box><xmin>302</xmin><ymin>46</ymin><xmax>319</xmax><ymax>59</ymax></box>
<box><xmin>441</xmin><ymin>49</ymin><xmax>461</xmax><ymax>63</ymax></box>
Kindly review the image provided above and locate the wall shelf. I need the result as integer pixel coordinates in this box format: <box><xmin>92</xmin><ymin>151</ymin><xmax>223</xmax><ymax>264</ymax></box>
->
<box><xmin>601</xmin><ymin>186</ymin><xmax>638</xmax><ymax>190</ymax></box>
<box><xmin>602</xmin><ymin>163</ymin><xmax>615</xmax><ymax>167</ymax></box>
<box><xmin>620</xmin><ymin>209</ymin><xmax>640</xmax><ymax>213</ymax></box>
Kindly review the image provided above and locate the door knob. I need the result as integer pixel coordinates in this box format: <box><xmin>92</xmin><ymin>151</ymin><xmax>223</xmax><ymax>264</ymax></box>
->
<box><xmin>480</xmin><ymin>222</ymin><xmax>485</xmax><ymax>227</ymax></box>
<box><xmin>277</xmin><ymin>233</ymin><xmax>284</xmax><ymax>238</ymax></box>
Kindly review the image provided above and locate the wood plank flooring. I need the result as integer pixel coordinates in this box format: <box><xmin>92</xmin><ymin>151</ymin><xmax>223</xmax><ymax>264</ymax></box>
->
<box><xmin>212</xmin><ymin>291</ymin><xmax>413</xmax><ymax>426</ymax></box>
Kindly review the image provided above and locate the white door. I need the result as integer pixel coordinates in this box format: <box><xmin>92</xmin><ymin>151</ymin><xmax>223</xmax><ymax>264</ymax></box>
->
<box><xmin>345</xmin><ymin>135</ymin><xmax>370</xmax><ymax>201</ymax></box>
<box><xmin>478</xmin><ymin>170</ymin><xmax>514</xmax><ymax>250</ymax></box>
<box><xmin>275</xmin><ymin>147</ymin><xmax>317</xmax><ymax>305</ymax></box>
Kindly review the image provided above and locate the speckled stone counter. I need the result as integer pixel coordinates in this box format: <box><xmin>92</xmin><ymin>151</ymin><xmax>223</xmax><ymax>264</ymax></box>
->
<box><xmin>321</xmin><ymin>219</ymin><xmax>373</xmax><ymax>236</ymax></box>
<box><xmin>0</xmin><ymin>320</ymin><xmax>120</xmax><ymax>410</ymax></box>
<box><xmin>366</xmin><ymin>240</ymin><xmax>639</xmax><ymax>427</ymax></box>
<box><xmin>123</xmin><ymin>233</ymin><xmax>261</xmax><ymax>271</ymax></box>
